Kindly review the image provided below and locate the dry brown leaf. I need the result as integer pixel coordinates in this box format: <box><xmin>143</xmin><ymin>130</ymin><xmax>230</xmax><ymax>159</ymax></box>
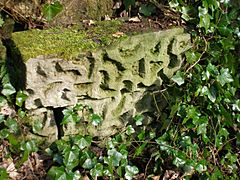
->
<box><xmin>0</xmin><ymin>158</ymin><xmax>19</xmax><ymax>179</ymax></box>
<box><xmin>83</xmin><ymin>20</ymin><xmax>95</xmax><ymax>26</ymax></box>
<box><xmin>163</xmin><ymin>170</ymin><xmax>180</xmax><ymax>180</ymax></box>
<box><xmin>0</xmin><ymin>105</ymin><xmax>16</xmax><ymax>117</ymax></box>
<box><xmin>152</xmin><ymin>175</ymin><xmax>160</xmax><ymax>180</ymax></box>
<box><xmin>104</xmin><ymin>15</ymin><xmax>111</xmax><ymax>21</ymax></box>
<box><xmin>83</xmin><ymin>175</ymin><xmax>91</xmax><ymax>180</ymax></box>
<box><xmin>129</xmin><ymin>16</ymin><xmax>141</xmax><ymax>23</ymax></box>
<box><xmin>112</xmin><ymin>31</ymin><xmax>124</xmax><ymax>38</ymax></box>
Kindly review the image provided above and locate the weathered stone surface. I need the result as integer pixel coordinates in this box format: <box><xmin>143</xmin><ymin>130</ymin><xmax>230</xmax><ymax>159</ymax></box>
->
<box><xmin>19</xmin><ymin>27</ymin><xmax>191</xmax><ymax>138</ymax></box>
<box><xmin>53</xmin><ymin>0</ymin><xmax>113</xmax><ymax>24</ymax></box>
<box><xmin>28</xmin><ymin>108</ymin><xmax>58</xmax><ymax>143</ymax></box>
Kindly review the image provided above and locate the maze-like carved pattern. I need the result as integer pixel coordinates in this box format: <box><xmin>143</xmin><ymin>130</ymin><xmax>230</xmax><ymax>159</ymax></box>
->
<box><xmin>25</xmin><ymin>28</ymin><xmax>191</xmax><ymax>137</ymax></box>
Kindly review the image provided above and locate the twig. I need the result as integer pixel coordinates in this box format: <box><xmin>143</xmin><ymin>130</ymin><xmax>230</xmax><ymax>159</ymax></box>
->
<box><xmin>186</xmin><ymin>36</ymin><xmax>208</xmax><ymax>73</ymax></box>
<box><xmin>149</xmin><ymin>0</ymin><xmax>180</xmax><ymax>20</ymax></box>
<box><xmin>152</xmin><ymin>93</ymin><xmax>161</xmax><ymax>114</ymax></box>
<box><xmin>214</xmin><ymin>137</ymin><xmax>237</xmax><ymax>157</ymax></box>
<box><xmin>144</xmin><ymin>156</ymin><xmax>152</xmax><ymax>179</ymax></box>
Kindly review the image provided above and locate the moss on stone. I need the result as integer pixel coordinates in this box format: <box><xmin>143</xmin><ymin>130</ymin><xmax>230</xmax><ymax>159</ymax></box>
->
<box><xmin>11</xmin><ymin>20</ymin><xmax>123</xmax><ymax>61</ymax></box>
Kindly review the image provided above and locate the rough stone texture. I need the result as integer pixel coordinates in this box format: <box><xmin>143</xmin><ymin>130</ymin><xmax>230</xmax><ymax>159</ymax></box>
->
<box><xmin>53</xmin><ymin>0</ymin><xmax>113</xmax><ymax>24</ymax></box>
<box><xmin>28</xmin><ymin>108</ymin><xmax>58</xmax><ymax>144</ymax></box>
<box><xmin>22</xmin><ymin>28</ymin><xmax>191</xmax><ymax>138</ymax></box>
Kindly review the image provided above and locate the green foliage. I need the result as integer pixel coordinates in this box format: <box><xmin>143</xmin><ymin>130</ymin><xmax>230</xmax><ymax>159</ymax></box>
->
<box><xmin>61</xmin><ymin>103</ymin><xmax>102</xmax><ymax>126</ymax></box>
<box><xmin>0</xmin><ymin>168</ymin><xmax>8</xmax><ymax>180</ymax></box>
<box><xmin>42</xmin><ymin>1</ymin><xmax>63</xmax><ymax>22</ymax></box>
<box><xmin>15</xmin><ymin>91</ymin><xmax>28</xmax><ymax>107</ymax></box>
<box><xmin>0</xmin><ymin>16</ymin><xmax>4</xmax><ymax>27</ymax></box>
<box><xmin>160</xmin><ymin>0</ymin><xmax>239</xmax><ymax>178</ymax></box>
<box><xmin>0</xmin><ymin>66</ymin><xmax>37</xmax><ymax>168</ymax></box>
<box><xmin>0</xmin><ymin>63</ymin><xmax>16</xmax><ymax>102</ymax></box>
<box><xmin>47</xmin><ymin>131</ymin><xmax>139</xmax><ymax>179</ymax></box>
<box><xmin>171</xmin><ymin>71</ymin><xmax>184</xmax><ymax>86</ymax></box>
<box><xmin>139</xmin><ymin>4</ymin><xmax>156</xmax><ymax>16</ymax></box>
<box><xmin>123</xmin><ymin>0</ymin><xmax>135</xmax><ymax>10</ymax></box>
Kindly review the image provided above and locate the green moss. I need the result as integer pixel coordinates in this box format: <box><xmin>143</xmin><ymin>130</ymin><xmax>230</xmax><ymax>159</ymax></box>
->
<box><xmin>12</xmin><ymin>20</ymin><xmax>123</xmax><ymax>61</ymax></box>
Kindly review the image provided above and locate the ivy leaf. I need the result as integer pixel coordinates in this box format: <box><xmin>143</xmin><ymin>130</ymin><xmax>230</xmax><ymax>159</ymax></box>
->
<box><xmin>133</xmin><ymin>114</ymin><xmax>143</xmax><ymax>126</ymax></box>
<box><xmin>79</xmin><ymin>150</ymin><xmax>95</xmax><ymax>166</ymax></box>
<box><xmin>55</xmin><ymin>139</ymin><xmax>69</xmax><ymax>152</ymax></box>
<box><xmin>62</xmin><ymin>108</ymin><xmax>80</xmax><ymax>124</ymax></box>
<box><xmin>137</xmin><ymin>130</ymin><xmax>145</xmax><ymax>141</ymax></box>
<box><xmin>126</xmin><ymin>125</ymin><xmax>135</xmax><ymax>135</ymax></box>
<box><xmin>195</xmin><ymin>160</ymin><xmax>207</xmax><ymax>173</ymax></box>
<box><xmin>180</xmin><ymin>136</ymin><xmax>192</xmax><ymax>148</ymax></box>
<box><xmin>134</xmin><ymin>142</ymin><xmax>147</xmax><ymax>156</ymax></box>
<box><xmin>90</xmin><ymin>163</ymin><xmax>103</xmax><ymax>178</ymax></box>
<box><xmin>139</xmin><ymin>4</ymin><xmax>156</xmax><ymax>16</ymax></box>
<box><xmin>217</xmin><ymin>68</ymin><xmax>233</xmax><ymax>86</ymax></box>
<box><xmin>157</xmin><ymin>141</ymin><xmax>171</xmax><ymax>151</ymax></box>
<box><xmin>63</xmin><ymin>146</ymin><xmax>80</xmax><ymax>171</ymax></box>
<box><xmin>82</xmin><ymin>158</ymin><xmax>96</xmax><ymax>169</ymax></box>
<box><xmin>90</xmin><ymin>114</ymin><xmax>102</xmax><ymax>126</ymax></box>
<box><xmin>172</xmin><ymin>71</ymin><xmax>184</xmax><ymax>86</ymax></box>
<box><xmin>123</xmin><ymin>0</ymin><xmax>135</xmax><ymax>10</ymax></box>
<box><xmin>197</xmin><ymin>123</ymin><xmax>207</xmax><ymax>135</ymax></box>
<box><xmin>0</xmin><ymin>129</ymin><xmax>10</xmax><ymax>139</ymax></box>
<box><xmin>173</xmin><ymin>157</ymin><xmax>186</xmax><ymax>167</ymax></box>
<box><xmin>5</xmin><ymin>118</ymin><xmax>19</xmax><ymax>133</ymax></box>
<box><xmin>125</xmin><ymin>165</ymin><xmax>139</xmax><ymax>180</ymax></box>
<box><xmin>0</xmin><ymin>115</ymin><xmax>5</xmax><ymax>124</ymax></box>
<box><xmin>19</xmin><ymin>140</ymin><xmax>38</xmax><ymax>165</ymax></box>
<box><xmin>1</xmin><ymin>83</ymin><xmax>16</xmax><ymax>96</ymax></box>
<box><xmin>0</xmin><ymin>96</ymin><xmax>7</xmax><ymax>106</ymax></box>
<box><xmin>20</xmin><ymin>140</ymin><xmax>38</xmax><ymax>153</ymax></box>
<box><xmin>18</xmin><ymin>109</ymin><xmax>26</xmax><ymax>118</ymax></box>
<box><xmin>33</xmin><ymin>120</ymin><xmax>43</xmax><ymax>133</ymax></box>
<box><xmin>208</xmin><ymin>86</ymin><xmax>217</xmax><ymax>103</ymax></box>
<box><xmin>185</xmin><ymin>51</ymin><xmax>201</xmax><ymax>64</ymax></box>
<box><xmin>180</xmin><ymin>6</ymin><xmax>191</xmax><ymax>21</ymax></box>
<box><xmin>218</xmin><ymin>26</ymin><xmax>232</xmax><ymax>36</ymax></box>
<box><xmin>218</xmin><ymin>127</ymin><xmax>229</xmax><ymax>139</ymax></box>
<box><xmin>198</xmin><ymin>7</ymin><xmax>211</xmax><ymax>32</ymax></box>
<box><xmin>201</xmin><ymin>86</ymin><xmax>216</xmax><ymax>103</ymax></box>
<box><xmin>107</xmin><ymin>149</ymin><xmax>123</xmax><ymax>167</ymax></box>
<box><xmin>211</xmin><ymin>168</ymin><xmax>223</xmax><ymax>179</ymax></box>
<box><xmin>232</xmin><ymin>100</ymin><xmax>240</xmax><ymax>111</ymax></box>
<box><xmin>73</xmin><ymin>135</ymin><xmax>92</xmax><ymax>150</ymax></box>
<box><xmin>199</xmin><ymin>14</ymin><xmax>211</xmax><ymax>32</ymax></box>
<box><xmin>48</xmin><ymin>166</ymin><xmax>68</xmax><ymax>179</ymax></box>
<box><xmin>206</xmin><ymin>63</ymin><xmax>219</xmax><ymax>78</ymax></box>
<box><xmin>220</xmin><ymin>38</ymin><xmax>235</xmax><ymax>51</ymax></box>
<box><xmin>16</xmin><ymin>91</ymin><xmax>28</xmax><ymax>107</ymax></box>
<box><xmin>42</xmin><ymin>1</ymin><xmax>63</xmax><ymax>21</ymax></box>
<box><xmin>183</xmin><ymin>106</ymin><xmax>201</xmax><ymax>124</ymax></box>
<box><xmin>0</xmin><ymin>167</ymin><xmax>9</xmax><ymax>180</ymax></box>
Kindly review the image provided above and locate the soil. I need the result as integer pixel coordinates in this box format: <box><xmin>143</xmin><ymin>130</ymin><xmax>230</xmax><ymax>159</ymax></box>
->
<box><xmin>119</xmin><ymin>15</ymin><xmax>185</xmax><ymax>34</ymax></box>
